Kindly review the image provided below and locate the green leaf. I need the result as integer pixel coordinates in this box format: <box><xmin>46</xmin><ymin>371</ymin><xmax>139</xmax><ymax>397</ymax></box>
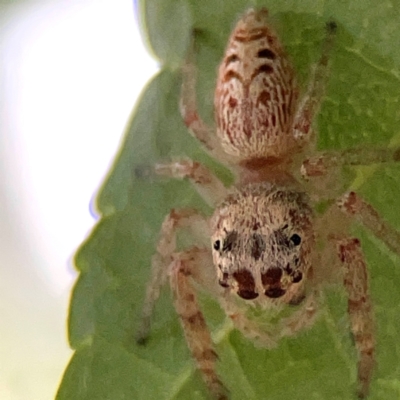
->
<box><xmin>57</xmin><ymin>1</ymin><xmax>400</xmax><ymax>399</ymax></box>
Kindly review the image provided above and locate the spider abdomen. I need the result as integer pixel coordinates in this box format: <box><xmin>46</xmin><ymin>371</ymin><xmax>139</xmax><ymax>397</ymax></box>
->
<box><xmin>214</xmin><ymin>9</ymin><xmax>299</xmax><ymax>162</ymax></box>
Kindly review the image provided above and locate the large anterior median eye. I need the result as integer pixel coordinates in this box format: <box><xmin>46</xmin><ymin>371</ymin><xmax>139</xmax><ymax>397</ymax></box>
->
<box><xmin>213</xmin><ymin>240</ymin><xmax>221</xmax><ymax>251</ymax></box>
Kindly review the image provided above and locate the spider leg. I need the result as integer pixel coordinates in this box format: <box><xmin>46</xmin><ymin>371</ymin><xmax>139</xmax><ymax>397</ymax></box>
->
<box><xmin>292</xmin><ymin>21</ymin><xmax>337</xmax><ymax>145</ymax></box>
<box><xmin>338</xmin><ymin>191</ymin><xmax>400</xmax><ymax>255</ymax></box>
<box><xmin>136</xmin><ymin>208</ymin><xmax>210</xmax><ymax>343</ymax></box>
<box><xmin>301</xmin><ymin>146</ymin><xmax>400</xmax><ymax>178</ymax></box>
<box><xmin>154</xmin><ymin>159</ymin><xmax>228</xmax><ymax>207</ymax></box>
<box><xmin>180</xmin><ymin>39</ymin><xmax>229</xmax><ymax>162</ymax></box>
<box><xmin>170</xmin><ymin>248</ymin><xmax>228</xmax><ymax>400</ymax></box>
<box><xmin>137</xmin><ymin>206</ymin><xmax>226</xmax><ymax>399</ymax></box>
<box><xmin>335</xmin><ymin>237</ymin><xmax>375</xmax><ymax>399</ymax></box>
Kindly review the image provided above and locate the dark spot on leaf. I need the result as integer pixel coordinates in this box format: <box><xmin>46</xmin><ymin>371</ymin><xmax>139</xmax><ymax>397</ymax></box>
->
<box><xmin>272</xmin><ymin>226</ymin><xmax>292</xmax><ymax>247</ymax></box>
<box><xmin>136</xmin><ymin>335</ymin><xmax>148</xmax><ymax>346</ymax></box>
<box><xmin>326</xmin><ymin>20</ymin><xmax>337</xmax><ymax>34</ymax></box>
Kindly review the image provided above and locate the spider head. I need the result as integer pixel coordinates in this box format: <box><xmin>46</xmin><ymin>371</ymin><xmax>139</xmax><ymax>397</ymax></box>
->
<box><xmin>211</xmin><ymin>183</ymin><xmax>314</xmax><ymax>304</ymax></box>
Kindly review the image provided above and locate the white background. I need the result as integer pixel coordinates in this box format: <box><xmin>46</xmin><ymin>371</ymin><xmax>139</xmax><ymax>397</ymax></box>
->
<box><xmin>0</xmin><ymin>0</ymin><xmax>157</xmax><ymax>398</ymax></box>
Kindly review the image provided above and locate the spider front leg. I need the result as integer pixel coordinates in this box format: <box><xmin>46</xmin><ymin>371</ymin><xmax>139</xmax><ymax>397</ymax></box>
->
<box><xmin>136</xmin><ymin>208</ymin><xmax>209</xmax><ymax>343</ymax></box>
<box><xmin>170</xmin><ymin>248</ymin><xmax>228</xmax><ymax>400</ymax></box>
<box><xmin>335</xmin><ymin>237</ymin><xmax>375</xmax><ymax>399</ymax></box>
<box><xmin>136</xmin><ymin>208</ymin><xmax>227</xmax><ymax>399</ymax></box>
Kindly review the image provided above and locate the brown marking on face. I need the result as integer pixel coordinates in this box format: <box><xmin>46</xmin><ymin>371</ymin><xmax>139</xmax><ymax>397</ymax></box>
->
<box><xmin>233</xmin><ymin>269</ymin><xmax>258</xmax><ymax>299</ymax></box>
<box><xmin>284</xmin><ymin>263</ymin><xmax>293</xmax><ymax>274</ymax></box>
<box><xmin>250</xmin><ymin>233</ymin><xmax>265</xmax><ymax>260</ymax></box>
<box><xmin>272</xmin><ymin>227</ymin><xmax>290</xmax><ymax>247</ymax></box>
<box><xmin>222</xmin><ymin>231</ymin><xmax>238</xmax><ymax>252</ymax></box>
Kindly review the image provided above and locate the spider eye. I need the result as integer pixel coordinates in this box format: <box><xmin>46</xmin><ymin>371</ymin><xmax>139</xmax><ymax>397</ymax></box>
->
<box><xmin>290</xmin><ymin>234</ymin><xmax>301</xmax><ymax>246</ymax></box>
<box><xmin>213</xmin><ymin>240</ymin><xmax>221</xmax><ymax>251</ymax></box>
<box><xmin>291</xmin><ymin>271</ymin><xmax>303</xmax><ymax>283</ymax></box>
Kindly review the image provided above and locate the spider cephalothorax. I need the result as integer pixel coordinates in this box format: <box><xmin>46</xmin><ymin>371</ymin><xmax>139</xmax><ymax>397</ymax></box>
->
<box><xmin>211</xmin><ymin>183</ymin><xmax>313</xmax><ymax>305</ymax></box>
<box><xmin>137</xmin><ymin>8</ymin><xmax>400</xmax><ymax>400</ymax></box>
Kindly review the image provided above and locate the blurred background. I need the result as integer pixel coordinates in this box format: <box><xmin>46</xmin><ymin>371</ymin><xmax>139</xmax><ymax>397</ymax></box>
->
<box><xmin>0</xmin><ymin>0</ymin><xmax>157</xmax><ymax>399</ymax></box>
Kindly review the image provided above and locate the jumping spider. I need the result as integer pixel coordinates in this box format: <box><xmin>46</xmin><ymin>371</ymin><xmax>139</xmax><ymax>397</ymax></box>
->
<box><xmin>137</xmin><ymin>8</ymin><xmax>400</xmax><ymax>399</ymax></box>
